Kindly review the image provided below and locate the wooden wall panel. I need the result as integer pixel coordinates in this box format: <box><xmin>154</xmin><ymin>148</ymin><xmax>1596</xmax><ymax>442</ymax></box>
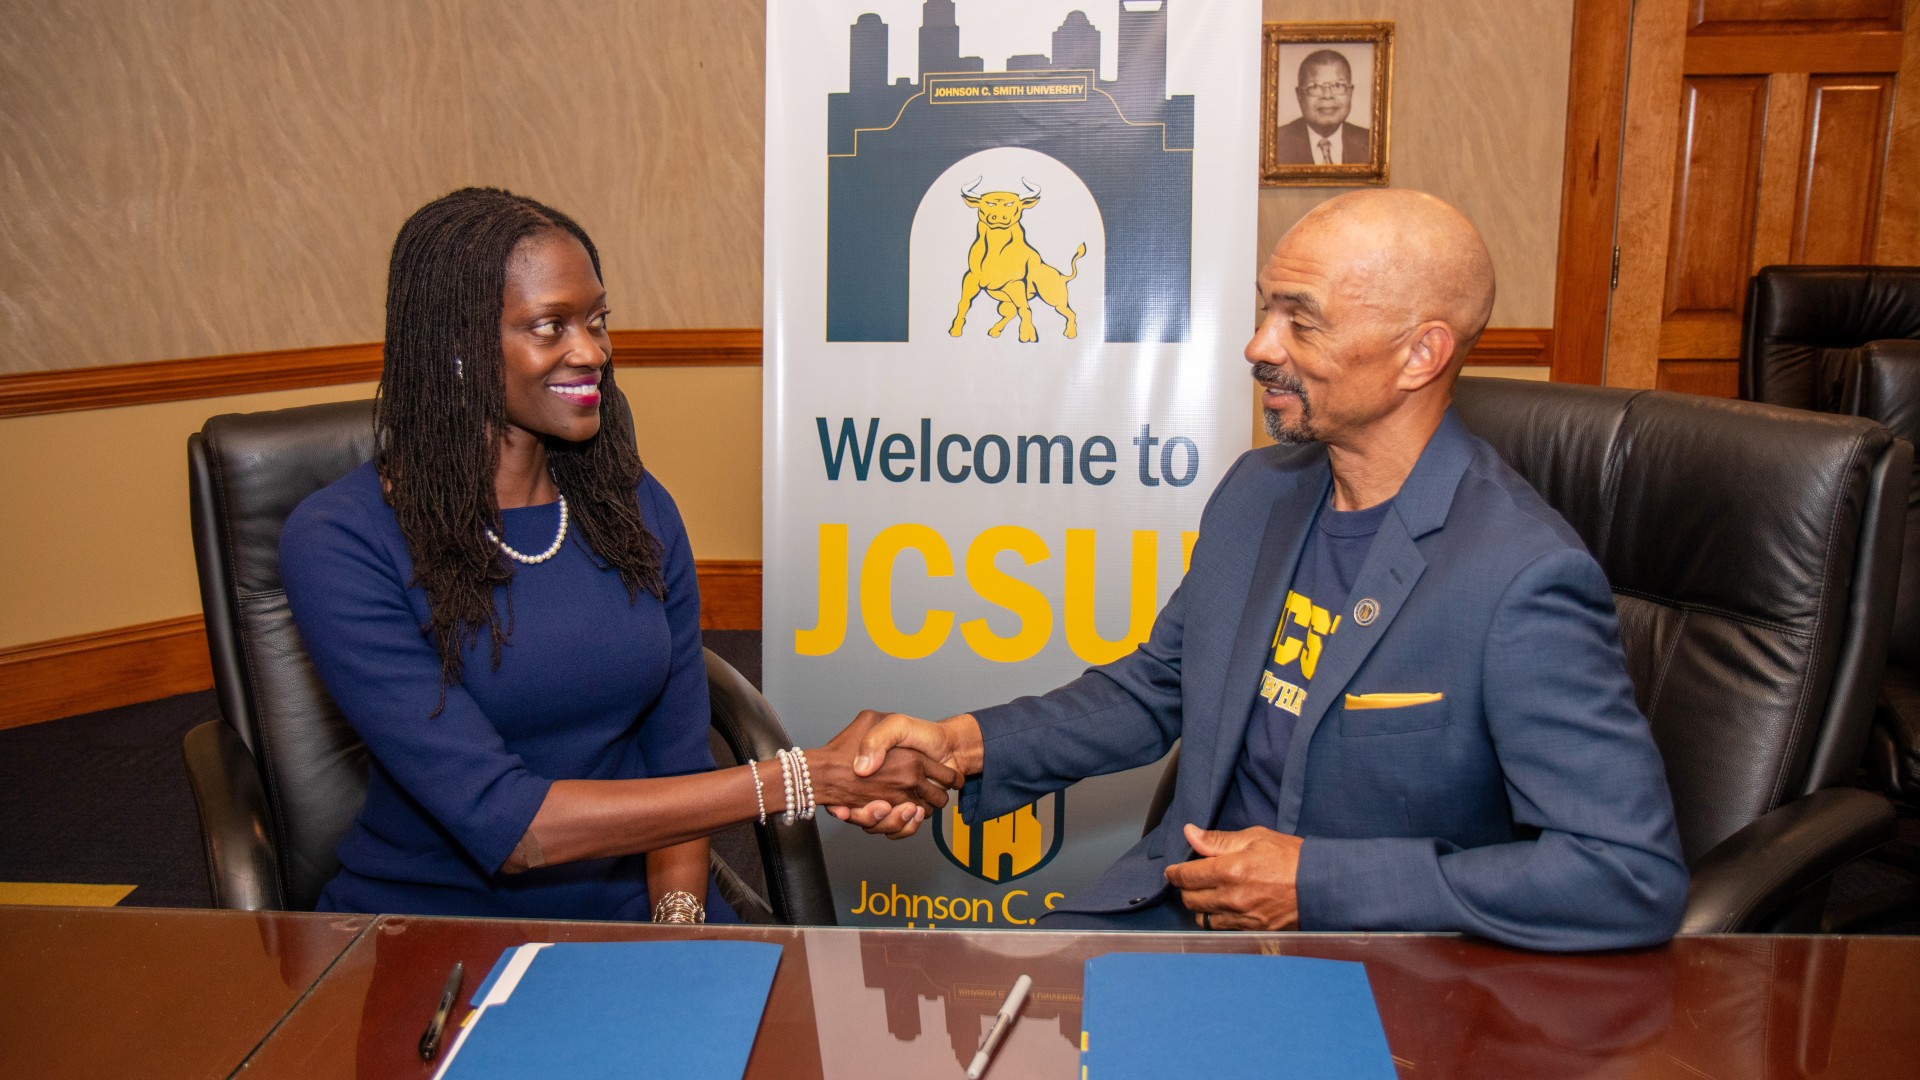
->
<box><xmin>1662</xmin><ymin>78</ymin><xmax>1767</xmax><ymax>332</ymax></box>
<box><xmin>1605</xmin><ymin>0</ymin><xmax>1691</xmax><ymax>390</ymax></box>
<box><xmin>1749</xmin><ymin>74</ymin><xmax>1811</xmax><ymax>270</ymax></box>
<box><xmin>1551</xmin><ymin>0</ymin><xmax>1635</xmax><ymax>385</ymax></box>
<box><xmin>1876</xmin><ymin>0</ymin><xmax>1920</xmax><ymax>262</ymax></box>
<box><xmin>1793</xmin><ymin>76</ymin><xmax>1895</xmax><ymax>263</ymax></box>
<box><xmin>1589</xmin><ymin>0</ymin><xmax>1913</xmax><ymax>393</ymax></box>
<box><xmin>0</xmin><ymin>616</ymin><xmax>211</xmax><ymax>730</ymax></box>
<box><xmin>1657</xmin><ymin>358</ymin><xmax>1741</xmax><ymax>397</ymax></box>
<box><xmin>1691</xmin><ymin>0</ymin><xmax>1903</xmax><ymax>34</ymax></box>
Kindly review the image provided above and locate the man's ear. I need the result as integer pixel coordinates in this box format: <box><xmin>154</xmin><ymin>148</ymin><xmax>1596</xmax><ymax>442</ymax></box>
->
<box><xmin>1398</xmin><ymin>323</ymin><xmax>1457</xmax><ymax>391</ymax></box>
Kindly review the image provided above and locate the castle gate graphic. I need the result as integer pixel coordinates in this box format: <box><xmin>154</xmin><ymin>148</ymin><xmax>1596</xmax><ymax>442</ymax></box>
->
<box><xmin>827</xmin><ymin>2</ymin><xmax>1194</xmax><ymax>342</ymax></box>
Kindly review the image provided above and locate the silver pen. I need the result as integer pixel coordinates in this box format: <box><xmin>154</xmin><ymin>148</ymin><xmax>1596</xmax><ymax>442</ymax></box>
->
<box><xmin>966</xmin><ymin>974</ymin><xmax>1032</xmax><ymax>1080</ymax></box>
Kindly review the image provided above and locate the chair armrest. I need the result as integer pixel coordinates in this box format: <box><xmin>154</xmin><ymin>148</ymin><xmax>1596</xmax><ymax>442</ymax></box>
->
<box><xmin>1680</xmin><ymin>787</ymin><xmax>1895</xmax><ymax>933</ymax></box>
<box><xmin>711</xmin><ymin>851</ymin><xmax>779</xmax><ymax>925</ymax></box>
<box><xmin>181</xmin><ymin>720</ymin><xmax>286</xmax><ymax>911</ymax></box>
<box><xmin>704</xmin><ymin>648</ymin><xmax>839</xmax><ymax>925</ymax></box>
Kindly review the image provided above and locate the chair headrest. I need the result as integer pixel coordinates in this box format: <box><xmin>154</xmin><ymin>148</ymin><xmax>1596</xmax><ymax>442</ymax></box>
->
<box><xmin>198</xmin><ymin>400</ymin><xmax>376</xmax><ymax>596</ymax></box>
<box><xmin>1745</xmin><ymin>265</ymin><xmax>1920</xmax><ymax>406</ymax></box>
<box><xmin>1843</xmin><ymin>338</ymin><xmax>1920</xmax><ymax>448</ymax></box>
<box><xmin>1454</xmin><ymin>378</ymin><xmax>1889</xmax><ymax>627</ymax></box>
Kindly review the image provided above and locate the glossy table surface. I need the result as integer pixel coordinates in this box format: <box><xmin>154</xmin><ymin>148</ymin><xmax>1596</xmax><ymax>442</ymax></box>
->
<box><xmin>4</xmin><ymin>906</ymin><xmax>1918</xmax><ymax>1079</ymax></box>
<box><xmin>0</xmin><ymin>906</ymin><xmax>371</xmax><ymax>1079</ymax></box>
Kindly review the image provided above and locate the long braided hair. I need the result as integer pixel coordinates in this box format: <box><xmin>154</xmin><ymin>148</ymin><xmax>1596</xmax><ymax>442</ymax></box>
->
<box><xmin>378</xmin><ymin>187</ymin><xmax>666</xmax><ymax>691</ymax></box>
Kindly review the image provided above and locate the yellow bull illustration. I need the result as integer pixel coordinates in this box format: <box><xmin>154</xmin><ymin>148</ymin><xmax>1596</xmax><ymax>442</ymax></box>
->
<box><xmin>950</xmin><ymin>179</ymin><xmax>1086</xmax><ymax>342</ymax></box>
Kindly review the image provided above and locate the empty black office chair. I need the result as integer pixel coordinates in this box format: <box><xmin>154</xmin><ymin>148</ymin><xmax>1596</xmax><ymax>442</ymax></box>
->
<box><xmin>1144</xmin><ymin>379</ymin><xmax>1903</xmax><ymax>932</ymax></box>
<box><xmin>1742</xmin><ymin>267</ymin><xmax>1920</xmax><ymax>798</ymax></box>
<box><xmin>1740</xmin><ymin>264</ymin><xmax>1920</xmax><ymax>406</ymax></box>
<box><xmin>182</xmin><ymin>399</ymin><xmax>834</xmax><ymax>923</ymax></box>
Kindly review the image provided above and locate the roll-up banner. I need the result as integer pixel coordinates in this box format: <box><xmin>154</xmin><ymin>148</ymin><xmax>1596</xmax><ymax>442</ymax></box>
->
<box><xmin>765</xmin><ymin>0</ymin><xmax>1257</xmax><ymax>928</ymax></box>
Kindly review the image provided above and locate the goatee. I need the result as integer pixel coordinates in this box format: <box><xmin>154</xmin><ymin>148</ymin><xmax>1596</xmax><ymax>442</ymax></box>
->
<box><xmin>1253</xmin><ymin>362</ymin><xmax>1315</xmax><ymax>445</ymax></box>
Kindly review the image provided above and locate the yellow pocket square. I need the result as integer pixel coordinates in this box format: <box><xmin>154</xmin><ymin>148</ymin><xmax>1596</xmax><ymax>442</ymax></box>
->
<box><xmin>1343</xmin><ymin>692</ymin><xmax>1444</xmax><ymax>710</ymax></box>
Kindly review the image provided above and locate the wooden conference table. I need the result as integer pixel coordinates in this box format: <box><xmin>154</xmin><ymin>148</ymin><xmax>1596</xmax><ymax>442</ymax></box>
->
<box><xmin>4</xmin><ymin>905</ymin><xmax>1918</xmax><ymax>1078</ymax></box>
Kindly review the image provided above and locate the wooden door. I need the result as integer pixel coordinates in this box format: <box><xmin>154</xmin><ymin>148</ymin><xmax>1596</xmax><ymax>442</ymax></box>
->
<box><xmin>1553</xmin><ymin>0</ymin><xmax>1920</xmax><ymax>393</ymax></box>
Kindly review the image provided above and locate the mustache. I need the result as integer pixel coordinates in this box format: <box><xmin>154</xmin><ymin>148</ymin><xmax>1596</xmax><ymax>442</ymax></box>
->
<box><xmin>1251</xmin><ymin>362</ymin><xmax>1304</xmax><ymax>395</ymax></box>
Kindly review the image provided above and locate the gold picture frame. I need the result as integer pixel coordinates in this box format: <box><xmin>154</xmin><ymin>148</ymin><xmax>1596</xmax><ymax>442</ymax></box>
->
<box><xmin>1261</xmin><ymin>21</ymin><xmax>1393</xmax><ymax>187</ymax></box>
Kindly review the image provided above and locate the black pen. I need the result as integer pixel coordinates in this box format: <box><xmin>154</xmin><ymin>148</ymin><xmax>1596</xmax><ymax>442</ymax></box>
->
<box><xmin>418</xmin><ymin>961</ymin><xmax>464</xmax><ymax>1061</ymax></box>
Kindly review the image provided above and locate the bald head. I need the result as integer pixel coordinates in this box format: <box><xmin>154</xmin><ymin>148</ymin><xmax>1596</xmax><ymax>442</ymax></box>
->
<box><xmin>1286</xmin><ymin>189</ymin><xmax>1495</xmax><ymax>368</ymax></box>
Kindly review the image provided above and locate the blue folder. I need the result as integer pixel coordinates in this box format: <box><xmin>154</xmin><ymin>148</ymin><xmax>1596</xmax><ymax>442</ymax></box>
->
<box><xmin>1079</xmin><ymin>953</ymin><xmax>1396</xmax><ymax>1079</ymax></box>
<box><xmin>437</xmin><ymin>940</ymin><xmax>782</xmax><ymax>1080</ymax></box>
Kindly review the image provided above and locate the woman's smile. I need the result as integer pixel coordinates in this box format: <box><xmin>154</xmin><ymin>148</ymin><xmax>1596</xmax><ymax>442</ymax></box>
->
<box><xmin>547</xmin><ymin>377</ymin><xmax>601</xmax><ymax>408</ymax></box>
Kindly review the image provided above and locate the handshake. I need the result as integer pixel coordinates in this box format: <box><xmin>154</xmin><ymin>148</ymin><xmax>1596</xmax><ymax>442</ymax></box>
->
<box><xmin>804</xmin><ymin>709</ymin><xmax>985</xmax><ymax>838</ymax></box>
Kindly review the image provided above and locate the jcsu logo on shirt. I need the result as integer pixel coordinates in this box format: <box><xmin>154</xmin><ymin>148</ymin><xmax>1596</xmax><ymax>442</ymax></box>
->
<box><xmin>1261</xmin><ymin>590</ymin><xmax>1341</xmax><ymax>716</ymax></box>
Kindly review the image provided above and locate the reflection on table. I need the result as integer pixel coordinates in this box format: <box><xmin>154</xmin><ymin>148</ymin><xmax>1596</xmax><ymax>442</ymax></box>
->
<box><xmin>6</xmin><ymin>905</ymin><xmax>1919</xmax><ymax>1079</ymax></box>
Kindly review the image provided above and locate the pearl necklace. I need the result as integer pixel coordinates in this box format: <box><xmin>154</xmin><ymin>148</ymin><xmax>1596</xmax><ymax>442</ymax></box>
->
<box><xmin>486</xmin><ymin>494</ymin><xmax>569</xmax><ymax>564</ymax></box>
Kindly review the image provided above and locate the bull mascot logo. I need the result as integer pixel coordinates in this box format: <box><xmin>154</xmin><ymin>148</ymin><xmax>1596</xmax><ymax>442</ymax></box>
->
<box><xmin>932</xmin><ymin>793</ymin><xmax>1066</xmax><ymax>883</ymax></box>
<box><xmin>950</xmin><ymin>178</ymin><xmax>1087</xmax><ymax>342</ymax></box>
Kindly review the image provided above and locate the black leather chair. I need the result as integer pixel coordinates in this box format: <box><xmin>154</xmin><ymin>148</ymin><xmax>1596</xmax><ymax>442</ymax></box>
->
<box><xmin>1824</xmin><ymin>341</ymin><xmax>1920</xmax><ymax>804</ymax></box>
<box><xmin>1741</xmin><ymin>269</ymin><xmax>1920</xmax><ymax>802</ymax></box>
<box><xmin>1740</xmin><ymin>264</ymin><xmax>1920</xmax><ymax>407</ymax></box>
<box><xmin>1746</xmin><ymin>338</ymin><xmax>1920</xmax><ymax>926</ymax></box>
<box><xmin>182</xmin><ymin>399</ymin><xmax>835</xmax><ymax>924</ymax></box>
<box><xmin>1739</xmin><ymin>270</ymin><xmax>1920</xmax><ymax>925</ymax></box>
<box><xmin>1145</xmin><ymin>379</ymin><xmax>1904</xmax><ymax>932</ymax></box>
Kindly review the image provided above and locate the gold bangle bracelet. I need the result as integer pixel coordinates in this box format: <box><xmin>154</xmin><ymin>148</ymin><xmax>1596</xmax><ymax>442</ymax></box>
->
<box><xmin>652</xmin><ymin>889</ymin><xmax>706</xmax><ymax>924</ymax></box>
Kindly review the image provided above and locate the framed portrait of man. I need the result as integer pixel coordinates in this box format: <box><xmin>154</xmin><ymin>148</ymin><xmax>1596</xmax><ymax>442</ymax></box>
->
<box><xmin>1261</xmin><ymin>22</ymin><xmax>1393</xmax><ymax>187</ymax></box>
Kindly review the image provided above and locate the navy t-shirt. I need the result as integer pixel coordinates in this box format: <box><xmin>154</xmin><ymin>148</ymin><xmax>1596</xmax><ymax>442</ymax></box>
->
<box><xmin>1215</xmin><ymin>497</ymin><xmax>1392</xmax><ymax>832</ymax></box>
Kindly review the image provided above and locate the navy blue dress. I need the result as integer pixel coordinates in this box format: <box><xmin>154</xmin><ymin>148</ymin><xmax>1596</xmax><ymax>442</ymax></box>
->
<box><xmin>281</xmin><ymin>462</ymin><xmax>730</xmax><ymax>920</ymax></box>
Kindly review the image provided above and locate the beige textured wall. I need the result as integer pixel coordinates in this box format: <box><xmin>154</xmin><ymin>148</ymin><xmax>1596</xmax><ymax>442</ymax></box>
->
<box><xmin>0</xmin><ymin>368</ymin><xmax>759</xmax><ymax>648</ymax></box>
<box><xmin>0</xmin><ymin>384</ymin><xmax>376</xmax><ymax>648</ymax></box>
<box><xmin>0</xmin><ymin>0</ymin><xmax>1574</xmax><ymax>649</ymax></box>
<box><xmin>1258</xmin><ymin>0</ymin><xmax>1573</xmax><ymax>327</ymax></box>
<box><xmin>0</xmin><ymin>0</ymin><xmax>766</xmax><ymax>373</ymax></box>
<box><xmin>3</xmin><ymin>0</ymin><xmax>1566</xmax><ymax>375</ymax></box>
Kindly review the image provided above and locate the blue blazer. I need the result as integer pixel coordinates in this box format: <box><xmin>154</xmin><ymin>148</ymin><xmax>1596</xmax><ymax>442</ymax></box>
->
<box><xmin>962</xmin><ymin>411</ymin><xmax>1688</xmax><ymax>951</ymax></box>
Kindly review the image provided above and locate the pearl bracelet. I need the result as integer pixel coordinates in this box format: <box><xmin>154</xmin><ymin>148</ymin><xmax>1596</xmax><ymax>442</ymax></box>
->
<box><xmin>777</xmin><ymin>748</ymin><xmax>797</xmax><ymax>826</ymax></box>
<box><xmin>748</xmin><ymin>758</ymin><xmax>767</xmax><ymax>825</ymax></box>
<box><xmin>792</xmin><ymin>749</ymin><xmax>816</xmax><ymax>822</ymax></box>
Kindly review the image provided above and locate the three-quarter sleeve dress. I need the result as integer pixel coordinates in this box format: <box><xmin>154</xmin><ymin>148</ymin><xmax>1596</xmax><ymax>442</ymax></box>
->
<box><xmin>280</xmin><ymin>461</ymin><xmax>729</xmax><ymax>920</ymax></box>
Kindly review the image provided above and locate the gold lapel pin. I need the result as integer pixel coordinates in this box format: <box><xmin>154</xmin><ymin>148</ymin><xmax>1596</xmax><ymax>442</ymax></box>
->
<box><xmin>1353</xmin><ymin>598</ymin><xmax>1380</xmax><ymax>626</ymax></box>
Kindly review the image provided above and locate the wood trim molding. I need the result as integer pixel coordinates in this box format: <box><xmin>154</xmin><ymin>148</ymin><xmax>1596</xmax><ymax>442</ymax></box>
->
<box><xmin>0</xmin><ymin>615</ymin><xmax>213</xmax><ymax>731</ymax></box>
<box><xmin>696</xmin><ymin>560</ymin><xmax>763</xmax><ymax>632</ymax></box>
<box><xmin>0</xmin><ymin>561</ymin><xmax>764</xmax><ymax>730</ymax></box>
<box><xmin>1683</xmin><ymin>31</ymin><xmax>1903</xmax><ymax>75</ymax></box>
<box><xmin>609</xmin><ymin>328</ymin><xmax>760</xmax><ymax>367</ymax></box>
<box><xmin>1464</xmin><ymin>328</ymin><xmax>1553</xmax><ymax>366</ymax></box>
<box><xmin>0</xmin><ymin>343</ymin><xmax>385</xmax><ymax>421</ymax></box>
<box><xmin>2</xmin><ymin>324</ymin><xmax>1554</xmax><ymax>421</ymax></box>
<box><xmin>1551</xmin><ymin>0</ymin><xmax>1635</xmax><ymax>385</ymax></box>
<box><xmin>0</xmin><ymin>329</ymin><xmax>764</xmax><ymax>420</ymax></box>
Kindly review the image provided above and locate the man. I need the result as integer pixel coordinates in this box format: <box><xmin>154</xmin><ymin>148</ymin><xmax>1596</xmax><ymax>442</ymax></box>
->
<box><xmin>1274</xmin><ymin>49</ymin><xmax>1371</xmax><ymax>166</ymax></box>
<box><xmin>837</xmin><ymin>190</ymin><xmax>1688</xmax><ymax>952</ymax></box>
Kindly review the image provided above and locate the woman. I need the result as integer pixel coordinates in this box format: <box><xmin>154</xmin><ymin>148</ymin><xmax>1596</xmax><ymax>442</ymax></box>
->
<box><xmin>281</xmin><ymin>188</ymin><xmax>951</xmax><ymax>921</ymax></box>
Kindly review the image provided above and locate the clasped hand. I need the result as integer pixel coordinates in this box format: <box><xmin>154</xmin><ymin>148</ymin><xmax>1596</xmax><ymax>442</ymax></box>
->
<box><xmin>806</xmin><ymin>710</ymin><xmax>958</xmax><ymax>824</ymax></box>
<box><xmin>819</xmin><ymin>709</ymin><xmax>970</xmax><ymax>838</ymax></box>
<box><xmin>1163</xmin><ymin>823</ymin><xmax>1304</xmax><ymax>931</ymax></box>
